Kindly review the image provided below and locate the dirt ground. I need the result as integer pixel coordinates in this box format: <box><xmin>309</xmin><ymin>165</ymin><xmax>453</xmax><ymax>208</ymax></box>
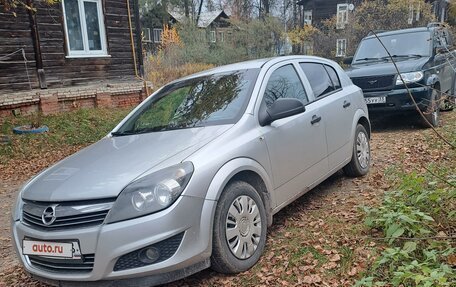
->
<box><xmin>0</xmin><ymin>111</ymin><xmax>454</xmax><ymax>287</ymax></box>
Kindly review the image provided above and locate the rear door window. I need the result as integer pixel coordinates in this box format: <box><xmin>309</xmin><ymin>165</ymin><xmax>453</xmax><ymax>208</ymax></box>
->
<box><xmin>323</xmin><ymin>65</ymin><xmax>341</xmax><ymax>90</ymax></box>
<box><xmin>299</xmin><ymin>63</ymin><xmax>335</xmax><ymax>98</ymax></box>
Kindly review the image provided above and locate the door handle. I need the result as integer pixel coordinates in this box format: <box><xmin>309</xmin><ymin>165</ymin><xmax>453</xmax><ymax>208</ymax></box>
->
<box><xmin>343</xmin><ymin>101</ymin><xmax>351</xmax><ymax>108</ymax></box>
<box><xmin>310</xmin><ymin>115</ymin><xmax>322</xmax><ymax>125</ymax></box>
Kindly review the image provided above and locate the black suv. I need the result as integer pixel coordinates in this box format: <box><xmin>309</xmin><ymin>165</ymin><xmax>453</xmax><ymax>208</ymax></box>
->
<box><xmin>345</xmin><ymin>24</ymin><xmax>456</xmax><ymax>126</ymax></box>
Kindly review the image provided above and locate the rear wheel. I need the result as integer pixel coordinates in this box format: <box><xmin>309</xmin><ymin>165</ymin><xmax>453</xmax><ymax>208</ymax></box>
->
<box><xmin>440</xmin><ymin>94</ymin><xmax>455</xmax><ymax>112</ymax></box>
<box><xmin>211</xmin><ymin>181</ymin><xmax>267</xmax><ymax>274</ymax></box>
<box><xmin>423</xmin><ymin>88</ymin><xmax>441</xmax><ymax>127</ymax></box>
<box><xmin>343</xmin><ymin>124</ymin><xmax>370</xmax><ymax>177</ymax></box>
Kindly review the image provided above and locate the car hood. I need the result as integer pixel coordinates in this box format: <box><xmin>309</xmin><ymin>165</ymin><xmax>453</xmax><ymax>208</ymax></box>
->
<box><xmin>345</xmin><ymin>57</ymin><xmax>430</xmax><ymax>78</ymax></box>
<box><xmin>22</xmin><ymin>125</ymin><xmax>231</xmax><ymax>202</ymax></box>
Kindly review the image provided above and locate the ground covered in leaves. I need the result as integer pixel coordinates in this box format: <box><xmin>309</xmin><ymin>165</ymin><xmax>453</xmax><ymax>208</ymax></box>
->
<box><xmin>0</xmin><ymin>108</ymin><xmax>454</xmax><ymax>287</ymax></box>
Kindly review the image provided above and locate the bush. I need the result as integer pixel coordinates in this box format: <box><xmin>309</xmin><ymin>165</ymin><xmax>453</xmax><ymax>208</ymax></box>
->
<box><xmin>357</xmin><ymin>171</ymin><xmax>456</xmax><ymax>287</ymax></box>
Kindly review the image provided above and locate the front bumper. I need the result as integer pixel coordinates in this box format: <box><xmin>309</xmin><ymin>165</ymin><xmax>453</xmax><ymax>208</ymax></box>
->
<box><xmin>12</xmin><ymin>195</ymin><xmax>216</xmax><ymax>286</ymax></box>
<box><xmin>364</xmin><ymin>86</ymin><xmax>432</xmax><ymax>112</ymax></box>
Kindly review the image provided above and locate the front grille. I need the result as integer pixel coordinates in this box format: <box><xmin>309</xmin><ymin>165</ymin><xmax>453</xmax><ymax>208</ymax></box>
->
<box><xmin>351</xmin><ymin>75</ymin><xmax>395</xmax><ymax>91</ymax></box>
<box><xmin>114</xmin><ymin>232</ymin><xmax>184</xmax><ymax>271</ymax></box>
<box><xmin>28</xmin><ymin>254</ymin><xmax>95</xmax><ymax>273</ymax></box>
<box><xmin>22</xmin><ymin>199</ymin><xmax>115</xmax><ymax>230</ymax></box>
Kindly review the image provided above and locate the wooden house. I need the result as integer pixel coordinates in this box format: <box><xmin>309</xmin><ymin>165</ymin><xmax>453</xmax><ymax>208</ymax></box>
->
<box><xmin>142</xmin><ymin>9</ymin><xmax>232</xmax><ymax>51</ymax></box>
<box><xmin>0</xmin><ymin>0</ymin><xmax>143</xmax><ymax>92</ymax></box>
<box><xmin>296</xmin><ymin>0</ymin><xmax>451</xmax><ymax>58</ymax></box>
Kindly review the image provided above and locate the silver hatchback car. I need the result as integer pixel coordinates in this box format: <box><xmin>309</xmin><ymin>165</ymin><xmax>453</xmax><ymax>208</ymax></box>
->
<box><xmin>11</xmin><ymin>56</ymin><xmax>370</xmax><ymax>286</ymax></box>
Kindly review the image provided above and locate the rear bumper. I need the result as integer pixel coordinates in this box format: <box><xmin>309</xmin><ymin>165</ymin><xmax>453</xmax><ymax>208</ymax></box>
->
<box><xmin>364</xmin><ymin>86</ymin><xmax>432</xmax><ymax>112</ymax></box>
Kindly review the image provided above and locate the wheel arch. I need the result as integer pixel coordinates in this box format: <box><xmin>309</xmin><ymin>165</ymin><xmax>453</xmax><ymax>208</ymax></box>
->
<box><xmin>357</xmin><ymin>116</ymin><xmax>371</xmax><ymax>139</ymax></box>
<box><xmin>205</xmin><ymin>158</ymin><xmax>274</xmax><ymax>227</ymax></box>
<box><xmin>426</xmin><ymin>74</ymin><xmax>440</xmax><ymax>88</ymax></box>
<box><xmin>350</xmin><ymin>109</ymin><xmax>371</xmax><ymax>143</ymax></box>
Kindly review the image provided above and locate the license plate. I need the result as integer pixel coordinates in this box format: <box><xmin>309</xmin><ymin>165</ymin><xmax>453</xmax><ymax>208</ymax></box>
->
<box><xmin>23</xmin><ymin>240</ymin><xmax>73</xmax><ymax>258</ymax></box>
<box><xmin>365</xmin><ymin>96</ymin><xmax>386</xmax><ymax>104</ymax></box>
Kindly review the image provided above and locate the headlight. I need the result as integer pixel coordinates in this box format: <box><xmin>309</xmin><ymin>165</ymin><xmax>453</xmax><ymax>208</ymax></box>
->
<box><xmin>11</xmin><ymin>187</ymin><xmax>25</xmax><ymax>221</ymax></box>
<box><xmin>105</xmin><ymin>162</ymin><xmax>194</xmax><ymax>223</ymax></box>
<box><xmin>396</xmin><ymin>71</ymin><xmax>424</xmax><ymax>85</ymax></box>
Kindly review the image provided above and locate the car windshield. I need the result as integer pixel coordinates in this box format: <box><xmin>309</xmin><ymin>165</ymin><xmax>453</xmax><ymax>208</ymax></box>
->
<box><xmin>113</xmin><ymin>69</ymin><xmax>259</xmax><ymax>135</ymax></box>
<box><xmin>353</xmin><ymin>31</ymin><xmax>431</xmax><ymax>62</ymax></box>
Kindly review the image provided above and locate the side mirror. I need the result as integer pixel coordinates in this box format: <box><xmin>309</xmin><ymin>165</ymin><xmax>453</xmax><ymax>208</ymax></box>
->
<box><xmin>343</xmin><ymin>56</ymin><xmax>354</xmax><ymax>65</ymax></box>
<box><xmin>259</xmin><ymin>98</ymin><xmax>305</xmax><ymax>126</ymax></box>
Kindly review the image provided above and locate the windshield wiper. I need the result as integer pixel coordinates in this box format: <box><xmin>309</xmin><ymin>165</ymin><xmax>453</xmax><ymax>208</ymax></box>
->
<box><xmin>111</xmin><ymin>124</ymin><xmax>195</xmax><ymax>137</ymax></box>
<box><xmin>111</xmin><ymin>130</ymin><xmax>137</xmax><ymax>137</ymax></box>
<box><xmin>382</xmin><ymin>54</ymin><xmax>424</xmax><ymax>60</ymax></box>
<box><xmin>354</xmin><ymin>57</ymin><xmax>383</xmax><ymax>62</ymax></box>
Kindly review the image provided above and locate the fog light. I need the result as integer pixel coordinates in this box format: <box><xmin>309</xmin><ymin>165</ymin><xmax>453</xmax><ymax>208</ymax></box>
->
<box><xmin>138</xmin><ymin>247</ymin><xmax>160</xmax><ymax>264</ymax></box>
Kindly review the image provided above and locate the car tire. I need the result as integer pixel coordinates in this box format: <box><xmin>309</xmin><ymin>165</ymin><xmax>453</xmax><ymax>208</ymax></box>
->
<box><xmin>343</xmin><ymin>124</ymin><xmax>370</xmax><ymax>177</ymax></box>
<box><xmin>440</xmin><ymin>94</ymin><xmax>455</xmax><ymax>112</ymax></box>
<box><xmin>211</xmin><ymin>181</ymin><xmax>267</xmax><ymax>274</ymax></box>
<box><xmin>423</xmin><ymin>88</ymin><xmax>441</xmax><ymax>127</ymax></box>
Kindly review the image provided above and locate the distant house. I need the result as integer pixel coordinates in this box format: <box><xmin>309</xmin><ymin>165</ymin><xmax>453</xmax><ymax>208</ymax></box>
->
<box><xmin>142</xmin><ymin>9</ymin><xmax>232</xmax><ymax>50</ymax></box>
<box><xmin>0</xmin><ymin>0</ymin><xmax>147</xmax><ymax>117</ymax></box>
<box><xmin>296</xmin><ymin>0</ymin><xmax>451</xmax><ymax>58</ymax></box>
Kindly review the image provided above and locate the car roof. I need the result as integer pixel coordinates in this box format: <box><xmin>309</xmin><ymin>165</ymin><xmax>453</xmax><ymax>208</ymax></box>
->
<box><xmin>363</xmin><ymin>26</ymin><xmax>433</xmax><ymax>40</ymax></box>
<box><xmin>176</xmin><ymin>56</ymin><xmax>334</xmax><ymax>82</ymax></box>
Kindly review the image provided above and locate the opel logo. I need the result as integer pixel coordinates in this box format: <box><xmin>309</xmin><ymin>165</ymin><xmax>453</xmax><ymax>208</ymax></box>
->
<box><xmin>368</xmin><ymin>80</ymin><xmax>378</xmax><ymax>85</ymax></box>
<box><xmin>42</xmin><ymin>205</ymin><xmax>57</xmax><ymax>226</ymax></box>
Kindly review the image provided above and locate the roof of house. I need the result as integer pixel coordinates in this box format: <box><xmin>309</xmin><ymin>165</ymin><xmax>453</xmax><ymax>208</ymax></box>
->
<box><xmin>168</xmin><ymin>10</ymin><xmax>229</xmax><ymax>28</ymax></box>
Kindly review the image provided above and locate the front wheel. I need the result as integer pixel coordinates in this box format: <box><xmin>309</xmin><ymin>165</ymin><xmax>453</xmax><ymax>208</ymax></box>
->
<box><xmin>423</xmin><ymin>88</ymin><xmax>441</xmax><ymax>127</ymax></box>
<box><xmin>211</xmin><ymin>181</ymin><xmax>267</xmax><ymax>274</ymax></box>
<box><xmin>343</xmin><ymin>124</ymin><xmax>370</xmax><ymax>177</ymax></box>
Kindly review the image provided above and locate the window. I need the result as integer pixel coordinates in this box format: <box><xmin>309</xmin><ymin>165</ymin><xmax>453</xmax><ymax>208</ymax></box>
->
<box><xmin>263</xmin><ymin>65</ymin><xmax>308</xmax><ymax>108</ymax></box>
<box><xmin>336</xmin><ymin>3</ymin><xmax>349</xmax><ymax>29</ymax></box>
<box><xmin>143</xmin><ymin>28</ymin><xmax>151</xmax><ymax>42</ymax></box>
<box><xmin>62</xmin><ymin>0</ymin><xmax>107</xmax><ymax>57</ymax></box>
<box><xmin>304</xmin><ymin>10</ymin><xmax>312</xmax><ymax>26</ymax></box>
<box><xmin>408</xmin><ymin>4</ymin><xmax>414</xmax><ymax>24</ymax></box>
<box><xmin>219</xmin><ymin>31</ymin><xmax>225</xmax><ymax>42</ymax></box>
<box><xmin>336</xmin><ymin>38</ymin><xmax>347</xmax><ymax>57</ymax></box>
<box><xmin>441</xmin><ymin>7</ymin><xmax>446</xmax><ymax>22</ymax></box>
<box><xmin>210</xmin><ymin>31</ymin><xmax>216</xmax><ymax>43</ymax></box>
<box><xmin>303</xmin><ymin>41</ymin><xmax>313</xmax><ymax>55</ymax></box>
<box><xmin>323</xmin><ymin>65</ymin><xmax>341</xmax><ymax>90</ymax></box>
<box><xmin>116</xmin><ymin>69</ymin><xmax>260</xmax><ymax>134</ymax></box>
<box><xmin>416</xmin><ymin>2</ymin><xmax>421</xmax><ymax>21</ymax></box>
<box><xmin>153</xmin><ymin>29</ymin><xmax>162</xmax><ymax>43</ymax></box>
<box><xmin>300</xmin><ymin>63</ymin><xmax>335</xmax><ymax>98</ymax></box>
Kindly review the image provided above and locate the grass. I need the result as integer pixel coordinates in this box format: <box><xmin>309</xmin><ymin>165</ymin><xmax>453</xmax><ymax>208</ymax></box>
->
<box><xmin>356</xmin><ymin>112</ymin><xmax>456</xmax><ymax>287</ymax></box>
<box><xmin>0</xmin><ymin>107</ymin><xmax>132</xmax><ymax>165</ymax></box>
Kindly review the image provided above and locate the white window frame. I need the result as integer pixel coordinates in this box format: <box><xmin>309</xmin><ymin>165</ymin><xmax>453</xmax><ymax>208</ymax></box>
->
<box><xmin>219</xmin><ymin>31</ymin><xmax>224</xmax><ymax>42</ymax></box>
<box><xmin>143</xmin><ymin>28</ymin><xmax>151</xmax><ymax>42</ymax></box>
<box><xmin>408</xmin><ymin>4</ymin><xmax>414</xmax><ymax>24</ymax></box>
<box><xmin>304</xmin><ymin>10</ymin><xmax>312</xmax><ymax>26</ymax></box>
<box><xmin>441</xmin><ymin>7</ymin><xmax>446</xmax><ymax>22</ymax></box>
<box><xmin>303</xmin><ymin>41</ymin><xmax>313</xmax><ymax>55</ymax></box>
<box><xmin>210</xmin><ymin>30</ymin><xmax>216</xmax><ymax>43</ymax></box>
<box><xmin>416</xmin><ymin>2</ymin><xmax>421</xmax><ymax>21</ymax></box>
<box><xmin>336</xmin><ymin>38</ymin><xmax>347</xmax><ymax>57</ymax></box>
<box><xmin>62</xmin><ymin>0</ymin><xmax>108</xmax><ymax>58</ymax></box>
<box><xmin>336</xmin><ymin>4</ymin><xmax>349</xmax><ymax>29</ymax></box>
<box><xmin>153</xmin><ymin>28</ymin><xmax>162</xmax><ymax>43</ymax></box>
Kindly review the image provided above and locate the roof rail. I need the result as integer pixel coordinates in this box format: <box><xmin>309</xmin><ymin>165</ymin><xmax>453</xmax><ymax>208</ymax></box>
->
<box><xmin>367</xmin><ymin>30</ymin><xmax>388</xmax><ymax>36</ymax></box>
<box><xmin>427</xmin><ymin>22</ymin><xmax>447</xmax><ymax>28</ymax></box>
